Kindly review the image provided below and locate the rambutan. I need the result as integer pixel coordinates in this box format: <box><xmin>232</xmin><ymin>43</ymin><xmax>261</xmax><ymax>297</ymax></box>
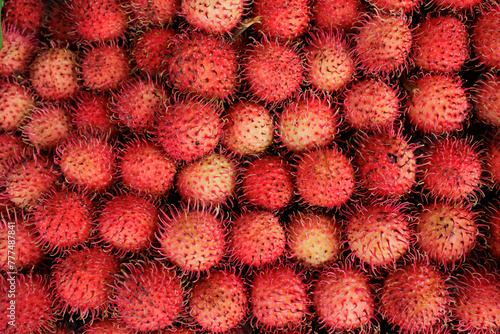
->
<box><xmin>51</xmin><ymin>247</ymin><xmax>120</xmax><ymax>319</ymax></box>
<box><xmin>131</xmin><ymin>27</ymin><xmax>176</xmax><ymax>75</ymax></box>
<box><xmin>252</xmin><ymin>0</ymin><xmax>311</xmax><ymax>40</ymax></box>
<box><xmin>2</xmin><ymin>0</ymin><xmax>44</xmax><ymax>35</ymax></box>
<box><xmin>189</xmin><ymin>269</ymin><xmax>248</xmax><ymax>332</ymax></box>
<box><xmin>155</xmin><ymin>97</ymin><xmax>223</xmax><ymax>162</ymax></box>
<box><xmin>415</xmin><ymin>201</ymin><xmax>478</xmax><ymax>267</ymax></box>
<box><xmin>118</xmin><ymin>138</ymin><xmax>177</xmax><ymax>196</ymax></box>
<box><xmin>353</xmin><ymin>13</ymin><xmax>413</xmax><ymax>76</ymax></box>
<box><xmin>313</xmin><ymin>263</ymin><xmax>375</xmax><ymax>332</ymax></box>
<box><xmin>487</xmin><ymin>203</ymin><xmax>500</xmax><ymax>260</ymax></box>
<box><xmin>353</xmin><ymin>131</ymin><xmax>418</xmax><ymax>198</ymax></box>
<box><xmin>367</xmin><ymin>0</ymin><xmax>421</xmax><ymax>13</ymax></box>
<box><xmin>0</xmin><ymin>211</ymin><xmax>44</xmax><ymax>271</ymax></box>
<box><xmin>379</xmin><ymin>261</ymin><xmax>451</xmax><ymax>333</ymax></box>
<box><xmin>221</xmin><ymin>101</ymin><xmax>274</xmax><ymax>156</ymax></box>
<box><xmin>2</xmin><ymin>153</ymin><xmax>57</xmax><ymax>208</ymax></box>
<box><xmin>0</xmin><ymin>79</ymin><xmax>36</xmax><ymax>132</ymax></box>
<box><xmin>420</xmin><ymin>137</ymin><xmax>484</xmax><ymax>203</ymax></box>
<box><xmin>167</xmin><ymin>32</ymin><xmax>239</xmax><ymax>100</ymax></box>
<box><xmin>406</xmin><ymin>73</ymin><xmax>469</xmax><ymax>134</ymax></box>
<box><xmin>56</xmin><ymin>134</ymin><xmax>117</xmax><ymax>193</ymax></box>
<box><xmin>453</xmin><ymin>267</ymin><xmax>500</xmax><ymax>333</ymax></box>
<box><xmin>345</xmin><ymin>201</ymin><xmax>412</xmax><ymax>270</ymax></box>
<box><xmin>29</xmin><ymin>46</ymin><xmax>79</xmax><ymax>101</ymax></box>
<box><xmin>0</xmin><ymin>273</ymin><xmax>57</xmax><ymax>334</ymax></box>
<box><xmin>312</xmin><ymin>0</ymin><xmax>364</xmax><ymax>31</ymax></box>
<box><xmin>294</xmin><ymin>147</ymin><xmax>355</xmax><ymax>209</ymax></box>
<box><xmin>471</xmin><ymin>4</ymin><xmax>500</xmax><ymax>69</ymax></box>
<box><xmin>243</xmin><ymin>38</ymin><xmax>304</xmax><ymax>104</ymax></box>
<box><xmin>30</xmin><ymin>188</ymin><xmax>93</xmax><ymax>253</ymax></box>
<box><xmin>228</xmin><ymin>210</ymin><xmax>286</xmax><ymax>268</ymax></box>
<box><xmin>129</xmin><ymin>0</ymin><xmax>180</xmax><ymax>27</ymax></box>
<box><xmin>113</xmin><ymin>261</ymin><xmax>184</xmax><ymax>332</ymax></box>
<box><xmin>176</xmin><ymin>152</ymin><xmax>238</xmax><ymax>208</ymax></box>
<box><xmin>156</xmin><ymin>206</ymin><xmax>226</xmax><ymax>273</ymax></box>
<box><xmin>250</xmin><ymin>264</ymin><xmax>310</xmax><ymax>329</ymax></box>
<box><xmin>473</xmin><ymin>73</ymin><xmax>500</xmax><ymax>127</ymax></box>
<box><xmin>96</xmin><ymin>193</ymin><xmax>159</xmax><ymax>254</ymax></box>
<box><xmin>80</xmin><ymin>318</ymin><xmax>133</xmax><ymax>334</ymax></box>
<box><xmin>0</xmin><ymin>23</ymin><xmax>38</xmax><ymax>76</ymax></box>
<box><xmin>287</xmin><ymin>211</ymin><xmax>342</xmax><ymax>267</ymax></box>
<box><xmin>71</xmin><ymin>92</ymin><xmax>117</xmax><ymax>136</ymax></box>
<box><xmin>79</xmin><ymin>44</ymin><xmax>131</xmax><ymax>91</ymax></box>
<box><xmin>68</xmin><ymin>0</ymin><xmax>128</xmax><ymax>43</ymax></box>
<box><xmin>412</xmin><ymin>15</ymin><xmax>469</xmax><ymax>73</ymax></box>
<box><xmin>22</xmin><ymin>103</ymin><xmax>71</xmax><ymax>151</ymax></box>
<box><xmin>342</xmin><ymin>77</ymin><xmax>401</xmax><ymax>131</ymax></box>
<box><xmin>110</xmin><ymin>77</ymin><xmax>168</xmax><ymax>133</ymax></box>
<box><xmin>304</xmin><ymin>30</ymin><xmax>357</xmax><ymax>94</ymax></box>
<box><xmin>277</xmin><ymin>93</ymin><xmax>340</xmax><ymax>153</ymax></box>
<box><xmin>181</xmin><ymin>0</ymin><xmax>246</xmax><ymax>34</ymax></box>
<box><xmin>240</xmin><ymin>155</ymin><xmax>294</xmax><ymax>211</ymax></box>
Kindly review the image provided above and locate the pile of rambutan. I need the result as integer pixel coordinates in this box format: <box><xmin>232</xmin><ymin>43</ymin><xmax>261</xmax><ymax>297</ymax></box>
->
<box><xmin>1</xmin><ymin>0</ymin><xmax>500</xmax><ymax>333</ymax></box>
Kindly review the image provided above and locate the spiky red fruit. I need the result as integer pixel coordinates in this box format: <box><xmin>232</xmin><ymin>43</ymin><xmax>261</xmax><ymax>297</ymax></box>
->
<box><xmin>51</xmin><ymin>248</ymin><xmax>120</xmax><ymax>319</ymax></box>
<box><xmin>167</xmin><ymin>32</ymin><xmax>238</xmax><ymax>100</ymax></box>
<box><xmin>345</xmin><ymin>202</ymin><xmax>411</xmax><ymax>270</ymax></box>
<box><xmin>80</xmin><ymin>318</ymin><xmax>133</xmax><ymax>334</ymax></box>
<box><xmin>0</xmin><ymin>213</ymin><xmax>44</xmax><ymax>271</ymax></box>
<box><xmin>313</xmin><ymin>264</ymin><xmax>375</xmax><ymax>331</ymax></box>
<box><xmin>453</xmin><ymin>267</ymin><xmax>500</xmax><ymax>333</ymax></box>
<box><xmin>353</xmin><ymin>131</ymin><xmax>418</xmax><ymax>198</ymax></box>
<box><xmin>2</xmin><ymin>154</ymin><xmax>57</xmax><ymax>208</ymax></box>
<box><xmin>131</xmin><ymin>27</ymin><xmax>175</xmax><ymax>75</ymax></box>
<box><xmin>353</xmin><ymin>13</ymin><xmax>412</xmax><ymax>76</ymax></box>
<box><xmin>0</xmin><ymin>23</ymin><xmax>38</xmax><ymax>76</ymax></box>
<box><xmin>432</xmin><ymin>0</ymin><xmax>483</xmax><ymax>12</ymax></box>
<box><xmin>221</xmin><ymin>101</ymin><xmax>274</xmax><ymax>156</ymax></box>
<box><xmin>69</xmin><ymin>0</ymin><xmax>127</xmax><ymax>42</ymax></box>
<box><xmin>0</xmin><ymin>133</ymin><xmax>25</xmax><ymax>175</ymax></box>
<box><xmin>181</xmin><ymin>0</ymin><xmax>246</xmax><ymax>33</ymax></box>
<box><xmin>412</xmin><ymin>15</ymin><xmax>469</xmax><ymax>73</ymax></box>
<box><xmin>421</xmin><ymin>137</ymin><xmax>483</xmax><ymax>203</ymax></box>
<box><xmin>473</xmin><ymin>73</ymin><xmax>500</xmax><ymax>127</ymax></box>
<box><xmin>342</xmin><ymin>78</ymin><xmax>401</xmax><ymax>131</ymax></box>
<box><xmin>305</xmin><ymin>30</ymin><xmax>356</xmax><ymax>93</ymax></box>
<box><xmin>80</xmin><ymin>44</ymin><xmax>131</xmax><ymax>91</ymax></box>
<box><xmin>243</xmin><ymin>39</ymin><xmax>304</xmax><ymax>104</ymax></box>
<box><xmin>251</xmin><ymin>264</ymin><xmax>310</xmax><ymax>329</ymax></box>
<box><xmin>157</xmin><ymin>207</ymin><xmax>226</xmax><ymax>273</ymax></box>
<box><xmin>113</xmin><ymin>261</ymin><xmax>184</xmax><ymax>332</ymax></box>
<box><xmin>0</xmin><ymin>274</ymin><xmax>56</xmax><ymax>334</ymax></box>
<box><xmin>379</xmin><ymin>262</ymin><xmax>451</xmax><ymax>333</ymax></box>
<box><xmin>472</xmin><ymin>5</ymin><xmax>500</xmax><ymax>69</ymax></box>
<box><xmin>176</xmin><ymin>153</ymin><xmax>238</xmax><ymax>208</ymax></box>
<box><xmin>367</xmin><ymin>0</ymin><xmax>421</xmax><ymax>13</ymax></box>
<box><xmin>287</xmin><ymin>211</ymin><xmax>342</xmax><ymax>267</ymax></box>
<box><xmin>56</xmin><ymin>135</ymin><xmax>117</xmax><ymax>192</ymax></box>
<box><xmin>229</xmin><ymin>210</ymin><xmax>286</xmax><ymax>268</ymax></box>
<box><xmin>415</xmin><ymin>201</ymin><xmax>478</xmax><ymax>267</ymax></box>
<box><xmin>129</xmin><ymin>0</ymin><xmax>180</xmax><ymax>27</ymax></box>
<box><xmin>406</xmin><ymin>73</ymin><xmax>469</xmax><ymax>134</ymax></box>
<box><xmin>312</xmin><ymin>0</ymin><xmax>364</xmax><ymax>31</ymax></box>
<box><xmin>31</xmin><ymin>188</ymin><xmax>93</xmax><ymax>253</ymax></box>
<box><xmin>110</xmin><ymin>77</ymin><xmax>168</xmax><ymax>133</ymax></box>
<box><xmin>485</xmin><ymin>134</ymin><xmax>500</xmax><ymax>187</ymax></box>
<box><xmin>29</xmin><ymin>47</ymin><xmax>79</xmax><ymax>101</ymax></box>
<box><xmin>2</xmin><ymin>0</ymin><xmax>44</xmax><ymax>35</ymax></box>
<box><xmin>0</xmin><ymin>80</ymin><xmax>35</xmax><ymax>132</ymax></box>
<box><xmin>488</xmin><ymin>204</ymin><xmax>500</xmax><ymax>259</ymax></box>
<box><xmin>22</xmin><ymin>103</ymin><xmax>71</xmax><ymax>151</ymax></box>
<box><xmin>71</xmin><ymin>92</ymin><xmax>117</xmax><ymax>136</ymax></box>
<box><xmin>42</xmin><ymin>2</ymin><xmax>75</xmax><ymax>43</ymax></box>
<box><xmin>189</xmin><ymin>269</ymin><xmax>248</xmax><ymax>332</ymax></box>
<box><xmin>119</xmin><ymin>139</ymin><xmax>177</xmax><ymax>196</ymax></box>
<box><xmin>295</xmin><ymin>147</ymin><xmax>355</xmax><ymax>209</ymax></box>
<box><xmin>97</xmin><ymin>194</ymin><xmax>159</xmax><ymax>254</ymax></box>
<box><xmin>278</xmin><ymin>94</ymin><xmax>340</xmax><ymax>152</ymax></box>
<box><xmin>156</xmin><ymin>97</ymin><xmax>222</xmax><ymax>162</ymax></box>
<box><xmin>241</xmin><ymin>155</ymin><xmax>293</xmax><ymax>211</ymax></box>
<box><xmin>252</xmin><ymin>0</ymin><xmax>311</xmax><ymax>40</ymax></box>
